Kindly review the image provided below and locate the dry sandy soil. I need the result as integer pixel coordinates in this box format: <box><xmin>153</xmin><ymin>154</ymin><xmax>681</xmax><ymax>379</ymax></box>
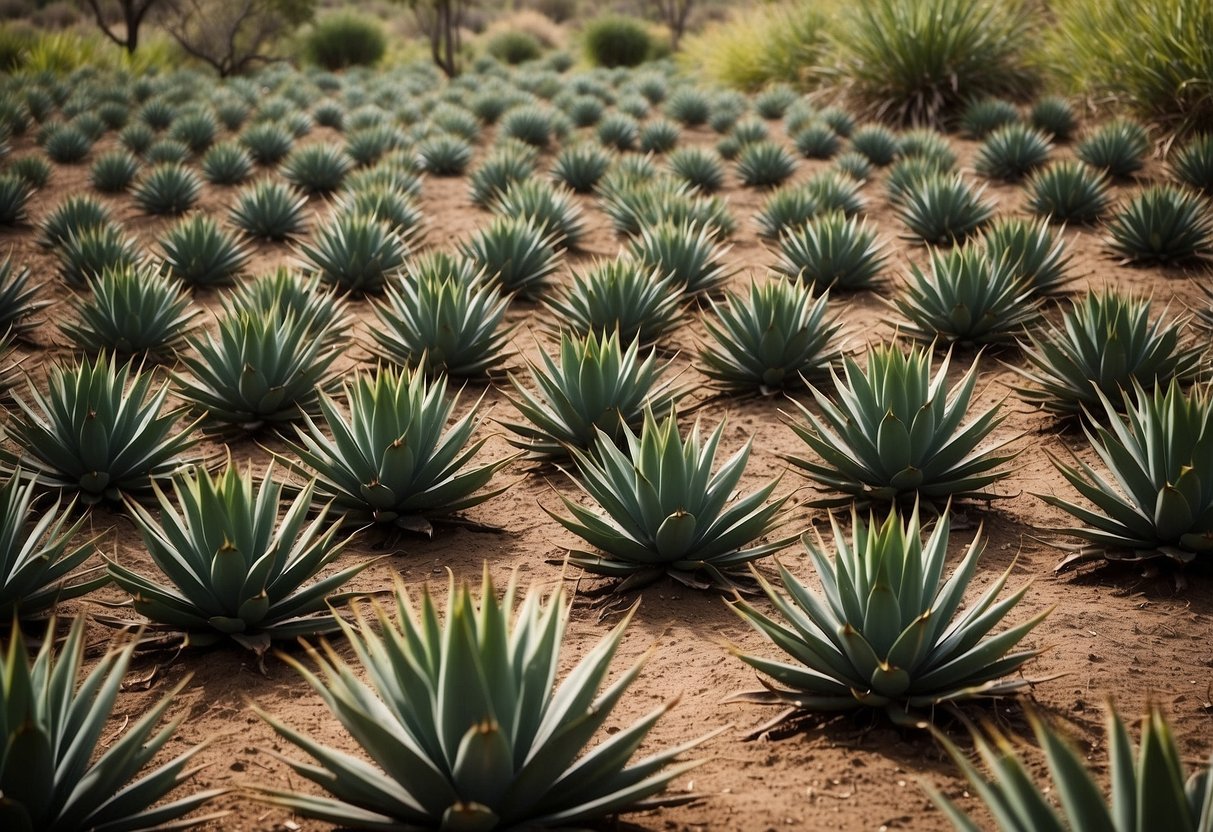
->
<box><xmin>2</xmin><ymin>111</ymin><xmax>1212</xmax><ymax>832</ymax></box>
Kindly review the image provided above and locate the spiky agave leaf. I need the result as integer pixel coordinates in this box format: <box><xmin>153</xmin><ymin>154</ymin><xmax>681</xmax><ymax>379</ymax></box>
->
<box><xmin>735</xmin><ymin>140</ymin><xmax>798</xmax><ymax>188</ymax></box>
<box><xmin>1</xmin><ymin>353</ymin><xmax>199</xmax><ymax>504</ymax></box>
<box><xmin>549</xmin><ymin>142</ymin><xmax>611</xmax><ymax>193</ymax></box>
<box><xmin>981</xmin><ymin>216</ymin><xmax>1073</xmax><ymax>296</ymax></box>
<box><xmin>201</xmin><ymin>140</ymin><xmax>254</xmax><ymax>185</ymax></box>
<box><xmin>0</xmin><ymin>617</ymin><xmax>226</xmax><ymax>831</ymax></box>
<box><xmin>0</xmin><ymin>470</ymin><xmax>104</xmax><ymax>619</ymax></box>
<box><xmin>699</xmin><ymin>279</ymin><xmax>844</xmax><ymax>395</ymax></box>
<box><xmin>468</xmin><ymin>149</ymin><xmax>536</xmax><ymax>206</ymax></box>
<box><xmin>628</xmin><ymin>220</ymin><xmax>734</xmax><ymax>296</ymax></box>
<box><xmin>278</xmin><ymin>365</ymin><xmax>515</xmax><ymax>532</ymax></box>
<box><xmin>771</xmin><ymin>211</ymin><xmax>886</xmax><ymax>292</ymax></box>
<box><xmin>1027</xmin><ymin>160</ymin><xmax>1112</xmax><ymax>227</ymax></box>
<box><xmin>371</xmin><ymin>264</ymin><xmax>512</xmax><ymax>379</ymax></box>
<box><xmin>255</xmin><ymin>569</ymin><xmax>708</xmax><ymax>827</ymax></box>
<box><xmin>598</xmin><ymin>176</ymin><xmax>735</xmax><ymax>239</ymax></box>
<box><xmin>61</xmin><ymin>263</ymin><xmax>199</xmax><ymax>360</ymax></box>
<box><xmin>299</xmin><ymin>211</ymin><xmax>409</xmax><ymax>296</ymax></box>
<box><xmin>280</xmin><ymin>143</ymin><xmax>352</xmax><ymax>194</ymax></box>
<box><xmin>667</xmin><ymin>145</ymin><xmax>726</xmax><ymax>193</ymax></box>
<box><xmin>332</xmin><ymin>185</ymin><xmax>425</xmax><ymax>242</ymax></box>
<box><xmin>1106</xmin><ymin>184</ymin><xmax>1213</xmax><ymax>266</ymax></box>
<box><xmin>0</xmin><ymin>254</ymin><xmax>48</xmax><ymax>340</ymax></box>
<box><xmin>458</xmin><ymin>214</ymin><xmax>562</xmax><ymax>300</ymax></box>
<box><xmin>1041</xmin><ymin>379</ymin><xmax>1213</xmax><ymax>567</ymax></box>
<box><xmin>892</xmin><ymin>244</ymin><xmax>1041</xmax><ymax>346</ymax></box>
<box><xmin>549</xmin><ymin>409</ymin><xmax>793</xmax><ymax>589</ymax></box>
<box><xmin>174</xmin><ymin>305</ymin><xmax>342</xmax><ymax>434</ymax></box>
<box><xmin>754</xmin><ymin>185</ymin><xmax>819</xmax><ymax>241</ymax></box>
<box><xmin>784</xmin><ymin>342</ymin><xmax>1016</xmax><ymax>507</ymax></box>
<box><xmin>107</xmin><ymin>463</ymin><xmax>368</xmax><ymax>652</ymax></box>
<box><xmin>543</xmin><ymin>258</ymin><xmax>686</xmax><ymax>347</ymax></box>
<box><xmin>930</xmin><ymin>705</ymin><xmax>1213</xmax><ymax>832</ymax></box>
<box><xmin>503</xmin><ymin>331</ymin><xmax>688</xmax><ymax>461</ymax></box>
<box><xmin>1014</xmin><ymin>290</ymin><xmax>1201</xmax><ymax>418</ymax></box>
<box><xmin>728</xmin><ymin>502</ymin><xmax>1046</xmax><ymax>720</ymax></box>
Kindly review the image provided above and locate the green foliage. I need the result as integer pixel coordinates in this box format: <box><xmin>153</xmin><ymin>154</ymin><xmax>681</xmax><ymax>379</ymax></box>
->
<box><xmin>582</xmin><ymin>15</ymin><xmax>653</xmax><ymax>68</ymax></box>
<box><xmin>974</xmin><ymin>123</ymin><xmax>1052</xmax><ymax>180</ymax></box>
<box><xmin>256</xmin><ymin>571</ymin><xmax>702</xmax><ymax>826</ymax></box>
<box><xmin>0</xmin><ymin>256</ymin><xmax>46</xmax><ymax>339</ymax></box>
<box><xmin>229</xmin><ymin>179</ymin><xmax>309</xmax><ymax>241</ymax></box>
<box><xmin>551</xmin><ymin>409</ymin><xmax>792</xmax><ymax>587</ymax></box>
<box><xmin>500</xmin><ymin>104</ymin><xmax>557</xmax><ymax>148</ymax></box>
<box><xmin>202</xmin><ymin>140</ymin><xmax>254</xmax><ymax>185</ymax></box>
<box><xmin>131</xmin><ymin>163</ymin><xmax>203</xmax><ymax>216</ymax></box>
<box><xmin>281</xmin><ymin>143</ymin><xmax>351</xmax><ymax>194</ymax></box>
<box><xmin>459</xmin><ymin>215</ymin><xmax>561</xmax><ymax>299</ymax></box>
<box><xmin>849</xmin><ymin>123</ymin><xmax>901</xmax><ymax>166</ymax></box>
<box><xmin>486</xmin><ymin>30</ymin><xmax>544</xmax><ymax>65</ymax></box>
<box><xmin>62</xmin><ymin>264</ymin><xmax>197</xmax><ymax>360</ymax></box>
<box><xmin>981</xmin><ymin>216</ymin><xmax>1073</xmax><ymax>295</ymax></box>
<box><xmin>241</xmin><ymin>121</ymin><xmax>295</xmax><ymax>165</ymax></box>
<box><xmin>664</xmin><ymin>87</ymin><xmax>712</xmax><ymax>126</ymax></box>
<box><xmin>897</xmin><ymin>172</ymin><xmax>994</xmax><ymax>245</ymax></box>
<box><xmin>700</xmin><ymin>279</ymin><xmax>842</xmax><ymax>394</ymax></box>
<box><xmin>599</xmin><ymin>176</ymin><xmax>734</xmax><ymax>238</ymax></box>
<box><xmin>730</xmin><ymin>504</ymin><xmax>1044</xmax><ymax>718</ymax></box>
<box><xmin>785</xmin><ymin>342</ymin><xmax>1014</xmax><ymax>506</ymax></box>
<box><xmin>303</xmin><ymin>13</ymin><xmax>386</xmax><ymax>69</ymax></box>
<box><xmin>492</xmin><ymin>179</ymin><xmax>586</xmax><ymax>247</ymax></box>
<box><xmin>794</xmin><ymin>123</ymin><xmax>842</xmax><ymax>159</ymax></box>
<box><xmin>835</xmin><ymin>0</ymin><xmax>1036</xmax><ymax>125</ymax></box>
<box><xmin>57</xmin><ymin>225</ymin><xmax>143</xmax><ymax>288</ymax></box>
<box><xmin>142</xmin><ymin>137</ymin><xmax>191</xmax><ymax>166</ymax></box>
<box><xmin>596</xmin><ymin>112</ymin><xmax>639</xmax><ymax>151</ymax></box>
<box><xmin>771</xmin><ymin>211</ymin><xmax>886</xmax><ymax>292</ymax></box>
<box><xmin>628</xmin><ymin>220</ymin><xmax>733</xmax><ymax>296</ymax></box>
<box><xmin>0</xmin><ymin>173</ymin><xmax>31</xmax><ymax>226</ymax></box>
<box><xmin>110</xmin><ymin>463</ymin><xmax>365</xmax><ymax>651</ymax></box>
<box><xmin>667</xmin><ymin>146</ymin><xmax>726</xmax><ymax>192</ymax></box>
<box><xmin>416</xmin><ymin>133</ymin><xmax>473</xmax><ymax>176</ymax></box>
<box><xmin>958</xmin><ymin>97</ymin><xmax>1019</xmax><ymax>139</ymax></box>
<box><xmin>1076</xmin><ymin>119</ymin><xmax>1149</xmax><ymax>178</ymax></box>
<box><xmin>279</xmin><ymin>365</ymin><xmax>514</xmax><ymax>531</ymax></box>
<box><xmin>640</xmin><ymin>118</ymin><xmax>680</xmax><ymax>154</ymax></box>
<box><xmin>42</xmin><ymin>124</ymin><xmax>93</xmax><ymax>164</ymax></box>
<box><xmin>170</xmin><ymin>110</ymin><xmax>218</xmax><ymax>154</ymax></box>
<box><xmin>1026</xmin><ymin>160</ymin><xmax>1111</xmax><ymax>224</ymax></box>
<box><xmin>550</xmin><ymin>142</ymin><xmax>611</xmax><ymax>193</ymax></box>
<box><xmin>300</xmin><ymin>212</ymin><xmax>409</xmax><ymax>295</ymax></box>
<box><xmin>1029</xmin><ymin>95</ymin><xmax>1077</xmax><ymax>141</ymax></box>
<box><xmin>469</xmin><ymin>150</ymin><xmax>536</xmax><ymax>207</ymax></box>
<box><xmin>735</xmin><ymin>140</ymin><xmax>798</xmax><ymax>187</ymax></box>
<box><xmin>0</xmin><ymin>617</ymin><xmax>223</xmax><ymax>831</ymax></box>
<box><xmin>160</xmin><ymin>213</ymin><xmax>251</xmax><ymax>288</ymax></box>
<box><xmin>6</xmin><ymin>155</ymin><xmax>51</xmax><ymax>190</ymax></box>
<box><xmin>89</xmin><ymin>149</ymin><xmax>140</xmax><ymax>193</ymax></box>
<box><xmin>544</xmin><ymin>258</ymin><xmax>686</xmax><ymax>346</ymax></box>
<box><xmin>2</xmin><ymin>353</ymin><xmax>198</xmax><ymax>504</ymax></box>
<box><xmin>1106</xmin><ymin>184</ymin><xmax>1213</xmax><ymax>265</ymax></box>
<box><xmin>226</xmin><ymin>268</ymin><xmax>347</xmax><ymax>341</ymax></box>
<box><xmin>38</xmin><ymin>196</ymin><xmax>111</xmax><ymax>250</ymax></box>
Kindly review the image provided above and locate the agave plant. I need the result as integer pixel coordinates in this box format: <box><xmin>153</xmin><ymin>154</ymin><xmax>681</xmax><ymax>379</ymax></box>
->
<box><xmin>89</xmin><ymin>148</ymin><xmax>140</xmax><ymax>193</ymax></box>
<box><xmin>784</xmin><ymin>342</ymin><xmax>1015</xmax><ymax>507</ymax></box>
<box><xmin>107</xmin><ymin>463</ymin><xmax>367</xmax><ymax>651</ymax></box>
<box><xmin>805</xmin><ymin>171</ymin><xmax>866</xmax><ymax>217</ymax></box>
<box><xmin>0</xmin><ymin>470</ymin><xmax>103</xmax><ymax>619</ymax></box>
<box><xmin>229</xmin><ymin>179</ymin><xmax>309</xmax><ymax>241</ymax></box>
<box><xmin>640</xmin><ymin>118</ymin><xmax>680</xmax><ymax>154</ymax></box>
<box><xmin>598</xmin><ymin>176</ymin><xmax>735</xmax><ymax>239</ymax></box>
<box><xmin>1015</xmin><ymin>290</ymin><xmax>1201</xmax><ymax>418</ymax></box>
<box><xmin>898</xmin><ymin>172</ymin><xmax>994</xmax><ymax>245</ymax></box>
<box><xmin>771</xmin><ymin>211</ymin><xmax>886</xmax><ymax>292</ymax></box>
<box><xmin>62</xmin><ymin>263</ymin><xmax>198</xmax><ymax>359</ymax></box>
<box><xmin>1042</xmin><ymin>379</ymin><xmax>1213</xmax><ymax>566</ymax></box>
<box><xmin>159</xmin><ymin>213</ymin><xmax>251</xmax><ymax>288</ymax></box>
<box><xmin>700</xmin><ymin>279</ymin><xmax>843</xmax><ymax>395</ymax></box>
<box><xmin>754</xmin><ymin>186</ymin><xmax>819</xmax><ymax>240</ymax></box>
<box><xmin>974</xmin><ymin>123</ymin><xmax>1052</xmax><ymax>181</ymax></box>
<box><xmin>1076</xmin><ymin>119</ymin><xmax>1149</xmax><ymax>179</ymax></box>
<box><xmin>795</xmin><ymin>123</ymin><xmax>842</xmax><ymax>160</ymax></box>
<box><xmin>43</xmin><ymin>123</ymin><xmax>93</xmax><ymax>164</ymax></box>
<box><xmin>279</xmin><ymin>365</ymin><xmax>514</xmax><ymax>533</ymax></box>
<box><xmin>417</xmin><ymin>134</ymin><xmax>473</xmax><ymax>176</ymax></box>
<box><xmin>131</xmin><ymin>162</ymin><xmax>202</xmax><ymax>216</ymax></box>
<box><xmin>280</xmin><ymin>143</ymin><xmax>351</xmax><ymax>194</ymax></box>
<box><xmin>544</xmin><ymin>258</ymin><xmax>686</xmax><ymax>346</ymax></box>
<box><xmin>0</xmin><ymin>617</ymin><xmax>225</xmax><ymax>831</ymax></box>
<box><xmin>549</xmin><ymin>409</ymin><xmax>793</xmax><ymax>589</ymax></box>
<box><xmin>1170</xmin><ymin>132</ymin><xmax>1213</xmax><ymax>194</ymax></box>
<box><xmin>299</xmin><ymin>211</ymin><xmax>410</xmax><ymax>295</ymax></box>
<box><xmin>241</xmin><ymin>120</ymin><xmax>295</xmax><ymax>165</ymax></box>
<box><xmin>893</xmin><ymin>245</ymin><xmax>1041</xmax><ymax>346</ymax></box>
<box><xmin>459</xmin><ymin>214</ymin><xmax>561</xmax><ymax>299</ymax></box>
<box><xmin>1106</xmin><ymin>184</ymin><xmax>1213</xmax><ymax>265</ymax></box>
<box><xmin>0</xmin><ymin>173</ymin><xmax>31</xmax><ymax>227</ymax></box>
<box><xmin>503</xmin><ymin>331</ymin><xmax>687</xmax><ymax>461</ymax></box>
<box><xmin>492</xmin><ymin>179</ymin><xmax>585</xmax><ymax>247</ymax></box>
<box><xmin>201</xmin><ymin>140</ymin><xmax>254</xmax><ymax>185</ymax></box>
<box><xmin>850</xmin><ymin>123</ymin><xmax>902</xmax><ymax>166</ymax></box>
<box><xmin>549</xmin><ymin>142</ymin><xmax>611</xmax><ymax>193</ymax></box>
<box><xmin>174</xmin><ymin>306</ymin><xmax>342</xmax><ymax>433</ymax></box>
<box><xmin>255</xmin><ymin>570</ymin><xmax>707</xmax><ymax>828</ymax></box>
<box><xmin>959</xmin><ymin>98</ymin><xmax>1020</xmax><ymax>140</ymax></box>
<box><xmin>469</xmin><ymin>150</ymin><xmax>535</xmax><ymax>206</ymax></box>
<box><xmin>932</xmin><ymin>705</ymin><xmax>1213</xmax><ymax>832</ymax></box>
<box><xmin>334</xmin><ymin>186</ymin><xmax>425</xmax><ymax>242</ymax></box>
<box><xmin>371</xmin><ymin>263</ymin><xmax>512</xmax><ymax>379</ymax></box>
<box><xmin>0</xmin><ymin>255</ymin><xmax>48</xmax><ymax>339</ymax></box>
<box><xmin>833</xmin><ymin>150</ymin><xmax>875</xmax><ymax>182</ymax></box>
<box><xmin>143</xmin><ymin>138</ymin><xmax>191</xmax><ymax>166</ymax></box>
<box><xmin>628</xmin><ymin>220</ymin><xmax>734</xmax><ymax>296</ymax></box>
<box><xmin>597</xmin><ymin>112</ymin><xmax>639</xmax><ymax>151</ymax></box>
<box><xmin>226</xmin><ymin>267</ymin><xmax>347</xmax><ymax>340</ymax></box>
<box><xmin>38</xmin><ymin>195</ymin><xmax>112</xmax><ymax>250</ymax></box>
<box><xmin>728</xmin><ymin>503</ymin><xmax>1046</xmax><ymax>722</ymax></box>
<box><xmin>1029</xmin><ymin>95</ymin><xmax>1076</xmax><ymax>141</ymax></box>
<box><xmin>981</xmin><ymin>216</ymin><xmax>1073</xmax><ymax>295</ymax></box>
<box><xmin>667</xmin><ymin>145</ymin><xmax>726</xmax><ymax>193</ymax></box>
<box><xmin>1</xmin><ymin>353</ymin><xmax>198</xmax><ymax>504</ymax></box>
<box><xmin>1026</xmin><ymin>160</ymin><xmax>1111</xmax><ymax>224</ymax></box>
<box><xmin>735</xmin><ymin>140</ymin><xmax>798</xmax><ymax>188</ymax></box>
<box><xmin>885</xmin><ymin>157</ymin><xmax>950</xmax><ymax>207</ymax></box>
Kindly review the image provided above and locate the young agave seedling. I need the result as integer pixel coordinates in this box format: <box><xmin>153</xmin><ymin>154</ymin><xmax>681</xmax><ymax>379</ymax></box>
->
<box><xmin>932</xmin><ymin>705</ymin><xmax>1213</xmax><ymax>832</ymax></box>
<box><xmin>280</xmin><ymin>365</ymin><xmax>515</xmax><ymax>534</ymax></box>
<box><xmin>893</xmin><ymin>245</ymin><xmax>1041</xmax><ymax>346</ymax></box>
<box><xmin>0</xmin><ymin>255</ymin><xmax>48</xmax><ymax>340</ymax></box>
<box><xmin>728</xmin><ymin>503</ymin><xmax>1047</xmax><ymax>724</ymax></box>
<box><xmin>299</xmin><ymin>211</ymin><xmax>410</xmax><ymax>295</ymax></box>
<box><xmin>2</xmin><ymin>353</ymin><xmax>199</xmax><ymax>504</ymax></box>
<box><xmin>174</xmin><ymin>305</ymin><xmax>342</xmax><ymax>434</ymax></box>
<box><xmin>62</xmin><ymin>263</ymin><xmax>198</xmax><ymax>360</ymax></box>
<box><xmin>107</xmin><ymin>463</ymin><xmax>368</xmax><ymax>652</ymax></box>
<box><xmin>544</xmin><ymin>258</ymin><xmax>686</xmax><ymax>347</ymax></box>
<box><xmin>549</xmin><ymin>409</ymin><xmax>793</xmax><ymax>590</ymax></box>
<box><xmin>226</xmin><ymin>267</ymin><xmax>347</xmax><ymax>343</ymax></box>
<box><xmin>459</xmin><ymin>214</ymin><xmax>562</xmax><ymax>300</ymax></box>
<box><xmin>1015</xmin><ymin>290</ymin><xmax>1201</xmax><ymax>418</ymax></box>
<box><xmin>503</xmin><ymin>331</ymin><xmax>687</xmax><ymax>461</ymax></box>
<box><xmin>1106</xmin><ymin>184</ymin><xmax>1213</xmax><ymax>266</ymax></box>
<box><xmin>0</xmin><ymin>617</ymin><xmax>226</xmax><ymax>830</ymax></box>
<box><xmin>1042</xmin><ymin>379</ymin><xmax>1213</xmax><ymax>568</ymax></box>
<box><xmin>784</xmin><ymin>343</ymin><xmax>1015</xmax><ymax>507</ymax></box>
<box><xmin>771</xmin><ymin>211</ymin><xmax>886</xmax><ymax>292</ymax></box>
<box><xmin>898</xmin><ymin>172</ymin><xmax>995</xmax><ymax>245</ymax></box>
<box><xmin>628</xmin><ymin>220</ymin><xmax>734</xmax><ymax>296</ymax></box>
<box><xmin>159</xmin><ymin>213</ymin><xmax>251</xmax><ymax>288</ymax></box>
<box><xmin>699</xmin><ymin>279</ymin><xmax>843</xmax><ymax>395</ymax></box>
<box><xmin>981</xmin><ymin>216</ymin><xmax>1073</xmax><ymax>296</ymax></box>
<box><xmin>255</xmin><ymin>570</ymin><xmax>710</xmax><ymax>828</ymax></box>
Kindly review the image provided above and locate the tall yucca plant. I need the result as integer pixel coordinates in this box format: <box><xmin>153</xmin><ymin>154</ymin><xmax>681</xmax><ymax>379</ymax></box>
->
<box><xmin>932</xmin><ymin>705</ymin><xmax>1213</xmax><ymax>832</ymax></box>
<box><xmin>502</xmin><ymin>331</ymin><xmax>687</xmax><ymax>461</ymax></box>
<box><xmin>0</xmin><ymin>471</ymin><xmax>103</xmax><ymax>620</ymax></box>
<box><xmin>549</xmin><ymin>409</ymin><xmax>793</xmax><ymax>589</ymax></box>
<box><xmin>1</xmin><ymin>353</ymin><xmax>198</xmax><ymax>504</ymax></box>
<box><xmin>728</xmin><ymin>503</ymin><xmax>1046</xmax><ymax>723</ymax></box>
<box><xmin>1042</xmin><ymin>379</ymin><xmax>1213</xmax><ymax>567</ymax></box>
<box><xmin>255</xmin><ymin>570</ymin><xmax>709</xmax><ymax>829</ymax></box>
<box><xmin>279</xmin><ymin>365</ymin><xmax>515</xmax><ymax>535</ymax></box>
<box><xmin>107</xmin><ymin>463</ymin><xmax>368</xmax><ymax>652</ymax></box>
<box><xmin>0</xmin><ymin>617</ymin><xmax>225</xmax><ymax>831</ymax></box>
<box><xmin>784</xmin><ymin>343</ymin><xmax>1015</xmax><ymax>507</ymax></box>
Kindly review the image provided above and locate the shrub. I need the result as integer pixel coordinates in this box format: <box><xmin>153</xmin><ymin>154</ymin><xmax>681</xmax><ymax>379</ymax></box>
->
<box><xmin>974</xmin><ymin>123</ymin><xmax>1052</xmax><ymax>180</ymax></box>
<box><xmin>668</xmin><ymin>146</ymin><xmax>727</xmax><ymax>192</ymax></box>
<box><xmin>89</xmin><ymin>149</ymin><xmax>140</xmax><ymax>192</ymax></box>
<box><xmin>1026</xmin><ymin>160</ymin><xmax>1111</xmax><ymax>224</ymax></box>
<box><xmin>1029</xmin><ymin>95</ymin><xmax>1077</xmax><ymax>140</ymax></box>
<box><xmin>303</xmin><ymin>13</ymin><xmax>386</xmax><ymax>69</ymax></box>
<box><xmin>486</xmin><ymin>29</ymin><xmax>543</xmax><ymax>64</ymax></box>
<box><xmin>62</xmin><ymin>263</ymin><xmax>197</xmax><ymax>360</ymax></box>
<box><xmin>1076</xmin><ymin>119</ymin><xmax>1149</xmax><ymax>179</ymax></box>
<box><xmin>131</xmin><ymin>162</ymin><xmax>202</xmax><ymax>216</ymax></box>
<box><xmin>959</xmin><ymin>96</ymin><xmax>1020</xmax><ymax>139</ymax></box>
<box><xmin>835</xmin><ymin>0</ymin><xmax>1036</xmax><ymax>125</ymax></box>
<box><xmin>582</xmin><ymin>15</ymin><xmax>652</xmax><ymax>68</ymax></box>
<box><xmin>849</xmin><ymin>123</ymin><xmax>902</xmax><ymax>166</ymax></box>
<box><xmin>596</xmin><ymin>112</ymin><xmax>639</xmax><ymax>151</ymax></box>
<box><xmin>550</xmin><ymin>142</ymin><xmax>611</xmax><ymax>192</ymax></box>
<box><xmin>665</xmin><ymin>86</ymin><xmax>713</xmax><ymax>126</ymax></box>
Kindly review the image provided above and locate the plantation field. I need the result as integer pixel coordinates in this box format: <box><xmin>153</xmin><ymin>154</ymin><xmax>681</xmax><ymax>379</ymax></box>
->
<box><xmin>1</xmin><ymin>55</ymin><xmax>1212</xmax><ymax>832</ymax></box>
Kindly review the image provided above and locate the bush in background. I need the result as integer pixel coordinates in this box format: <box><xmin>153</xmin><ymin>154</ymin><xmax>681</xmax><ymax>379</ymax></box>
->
<box><xmin>582</xmin><ymin>14</ymin><xmax>652</xmax><ymax>68</ymax></box>
<box><xmin>303</xmin><ymin>12</ymin><xmax>386</xmax><ymax>69</ymax></box>
<box><xmin>485</xmin><ymin>30</ymin><xmax>544</xmax><ymax>64</ymax></box>
<box><xmin>1046</xmin><ymin>0</ymin><xmax>1213</xmax><ymax>134</ymax></box>
<box><xmin>834</xmin><ymin>0</ymin><xmax>1037</xmax><ymax>126</ymax></box>
<box><xmin>680</xmin><ymin>1</ymin><xmax>833</xmax><ymax>91</ymax></box>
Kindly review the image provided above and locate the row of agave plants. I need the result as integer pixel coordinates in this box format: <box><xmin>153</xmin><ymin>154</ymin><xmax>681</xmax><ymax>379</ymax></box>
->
<box><xmin>0</xmin><ymin>58</ymin><xmax>1209</xmax><ymax>829</ymax></box>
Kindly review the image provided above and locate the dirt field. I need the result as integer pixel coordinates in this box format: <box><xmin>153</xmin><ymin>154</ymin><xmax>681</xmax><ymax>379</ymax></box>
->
<box><xmin>3</xmin><ymin>112</ymin><xmax>1212</xmax><ymax>832</ymax></box>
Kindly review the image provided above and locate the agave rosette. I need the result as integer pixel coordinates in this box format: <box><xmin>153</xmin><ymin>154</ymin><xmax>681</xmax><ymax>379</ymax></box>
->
<box><xmin>254</xmin><ymin>569</ymin><xmax>709</xmax><ymax>829</ymax></box>
<box><xmin>728</xmin><ymin>503</ymin><xmax>1047</xmax><ymax>720</ymax></box>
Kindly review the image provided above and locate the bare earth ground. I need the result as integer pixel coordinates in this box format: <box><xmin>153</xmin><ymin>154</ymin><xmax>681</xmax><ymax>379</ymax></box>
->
<box><xmin>2</xmin><ymin>113</ymin><xmax>1212</xmax><ymax>832</ymax></box>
